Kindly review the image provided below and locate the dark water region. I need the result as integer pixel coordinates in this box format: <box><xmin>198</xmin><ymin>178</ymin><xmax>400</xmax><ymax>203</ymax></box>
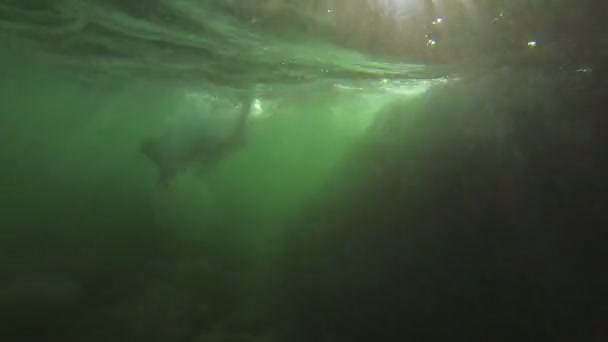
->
<box><xmin>1</xmin><ymin>1</ymin><xmax>607</xmax><ymax>341</ymax></box>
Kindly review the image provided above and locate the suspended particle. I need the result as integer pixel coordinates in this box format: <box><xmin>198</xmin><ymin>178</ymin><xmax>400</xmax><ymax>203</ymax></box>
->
<box><xmin>432</xmin><ymin>17</ymin><xmax>443</xmax><ymax>25</ymax></box>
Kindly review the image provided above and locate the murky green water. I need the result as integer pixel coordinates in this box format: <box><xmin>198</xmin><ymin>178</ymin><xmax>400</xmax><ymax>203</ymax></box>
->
<box><xmin>1</xmin><ymin>1</ymin><xmax>606</xmax><ymax>341</ymax></box>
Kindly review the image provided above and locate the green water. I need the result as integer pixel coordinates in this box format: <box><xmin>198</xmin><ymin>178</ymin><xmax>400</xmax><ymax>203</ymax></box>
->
<box><xmin>0</xmin><ymin>20</ymin><xmax>433</xmax><ymax>341</ymax></box>
<box><xmin>1</xmin><ymin>1</ymin><xmax>606</xmax><ymax>341</ymax></box>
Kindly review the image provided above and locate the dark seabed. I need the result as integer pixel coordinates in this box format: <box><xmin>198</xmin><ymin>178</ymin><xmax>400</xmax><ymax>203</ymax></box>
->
<box><xmin>0</xmin><ymin>0</ymin><xmax>607</xmax><ymax>341</ymax></box>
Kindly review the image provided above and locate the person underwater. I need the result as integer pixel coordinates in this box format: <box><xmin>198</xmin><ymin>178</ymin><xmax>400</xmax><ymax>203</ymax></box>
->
<box><xmin>140</xmin><ymin>92</ymin><xmax>254</xmax><ymax>185</ymax></box>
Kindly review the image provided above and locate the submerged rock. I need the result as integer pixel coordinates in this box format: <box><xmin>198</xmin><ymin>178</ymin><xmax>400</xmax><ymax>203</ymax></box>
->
<box><xmin>280</xmin><ymin>69</ymin><xmax>607</xmax><ymax>341</ymax></box>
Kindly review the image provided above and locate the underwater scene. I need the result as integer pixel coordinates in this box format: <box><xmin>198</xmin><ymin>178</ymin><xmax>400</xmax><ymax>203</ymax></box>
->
<box><xmin>0</xmin><ymin>0</ymin><xmax>606</xmax><ymax>341</ymax></box>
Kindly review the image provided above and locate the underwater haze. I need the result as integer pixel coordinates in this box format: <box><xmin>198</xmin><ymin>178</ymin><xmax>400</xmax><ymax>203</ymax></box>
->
<box><xmin>1</xmin><ymin>0</ymin><xmax>607</xmax><ymax>341</ymax></box>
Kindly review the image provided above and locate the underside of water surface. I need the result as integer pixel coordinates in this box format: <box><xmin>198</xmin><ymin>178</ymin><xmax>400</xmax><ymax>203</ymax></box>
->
<box><xmin>0</xmin><ymin>1</ymin><xmax>607</xmax><ymax>341</ymax></box>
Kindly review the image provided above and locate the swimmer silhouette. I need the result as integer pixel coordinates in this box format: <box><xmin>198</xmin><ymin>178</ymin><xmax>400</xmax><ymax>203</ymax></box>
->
<box><xmin>140</xmin><ymin>92</ymin><xmax>253</xmax><ymax>185</ymax></box>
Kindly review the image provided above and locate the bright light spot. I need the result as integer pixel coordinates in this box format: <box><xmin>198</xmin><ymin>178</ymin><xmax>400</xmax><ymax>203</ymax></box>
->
<box><xmin>527</xmin><ymin>40</ymin><xmax>538</xmax><ymax>47</ymax></box>
<box><xmin>432</xmin><ymin>17</ymin><xmax>443</xmax><ymax>25</ymax></box>
<box><xmin>251</xmin><ymin>98</ymin><xmax>263</xmax><ymax>118</ymax></box>
<box><xmin>379</xmin><ymin>78</ymin><xmax>449</xmax><ymax>96</ymax></box>
<box><xmin>327</xmin><ymin>8</ymin><xmax>333</xmax><ymax>13</ymax></box>
<box><xmin>493</xmin><ymin>11</ymin><xmax>504</xmax><ymax>22</ymax></box>
<box><xmin>427</xmin><ymin>39</ymin><xmax>437</xmax><ymax>46</ymax></box>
